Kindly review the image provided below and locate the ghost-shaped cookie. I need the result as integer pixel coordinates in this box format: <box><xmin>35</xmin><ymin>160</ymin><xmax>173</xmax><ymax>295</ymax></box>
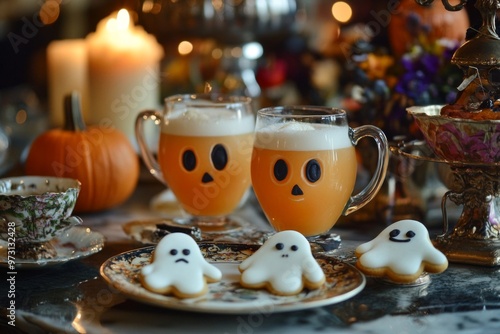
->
<box><xmin>238</xmin><ymin>230</ymin><xmax>326</xmax><ymax>295</ymax></box>
<box><xmin>355</xmin><ymin>219</ymin><xmax>448</xmax><ymax>283</ymax></box>
<box><xmin>140</xmin><ymin>233</ymin><xmax>222</xmax><ymax>298</ymax></box>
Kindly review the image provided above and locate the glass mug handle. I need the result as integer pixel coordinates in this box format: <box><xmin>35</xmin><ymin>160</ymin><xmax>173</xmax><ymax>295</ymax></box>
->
<box><xmin>343</xmin><ymin>125</ymin><xmax>389</xmax><ymax>215</ymax></box>
<box><xmin>135</xmin><ymin>110</ymin><xmax>166</xmax><ymax>185</ymax></box>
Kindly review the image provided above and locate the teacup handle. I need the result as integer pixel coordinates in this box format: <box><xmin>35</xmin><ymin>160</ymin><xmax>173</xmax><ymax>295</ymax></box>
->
<box><xmin>135</xmin><ymin>110</ymin><xmax>166</xmax><ymax>185</ymax></box>
<box><xmin>61</xmin><ymin>216</ymin><xmax>83</xmax><ymax>229</ymax></box>
<box><xmin>343</xmin><ymin>125</ymin><xmax>389</xmax><ymax>215</ymax></box>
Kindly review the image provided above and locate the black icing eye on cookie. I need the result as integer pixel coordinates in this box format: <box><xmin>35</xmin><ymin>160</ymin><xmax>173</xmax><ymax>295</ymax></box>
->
<box><xmin>169</xmin><ymin>248</ymin><xmax>191</xmax><ymax>256</ymax></box>
<box><xmin>389</xmin><ymin>229</ymin><xmax>400</xmax><ymax>238</ymax></box>
<box><xmin>389</xmin><ymin>228</ymin><xmax>415</xmax><ymax>242</ymax></box>
<box><xmin>291</xmin><ymin>245</ymin><xmax>298</xmax><ymax>251</ymax></box>
<box><xmin>169</xmin><ymin>248</ymin><xmax>190</xmax><ymax>263</ymax></box>
<box><xmin>275</xmin><ymin>242</ymin><xmax>284</xmax><ymax>250</ymax></box>
<box><xmin>406</xmin><ymin>230</ymin><xmax>416</xmax><ymax>238</ymax></box>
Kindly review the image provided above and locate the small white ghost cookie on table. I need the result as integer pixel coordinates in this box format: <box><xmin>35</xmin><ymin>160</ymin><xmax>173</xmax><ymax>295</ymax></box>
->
<box><xmin>238</xmin><ymin>230</ymin><xmax>326</xmax><ymax>296</ymax></box>
<box><xmin>140</xmin><ymin>233</ymin><xmax>222</xmax><ymax>298</ymax></box>
<box><xmin>355</xmin><ymin>219</ymin><xmax>448</xmax><ymax>284</ymax></box>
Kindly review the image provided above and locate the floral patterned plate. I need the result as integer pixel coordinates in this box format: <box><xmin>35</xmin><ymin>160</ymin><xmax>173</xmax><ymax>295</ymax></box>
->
<box><xmin>100</xmin><ymin>243</ymin><xmax>365</xmax><ymax>314</ymax></box>
<box><xmin>0</xmin><ymin>226</ymin><xmax>105</xmax><ymax>269</ymax></box>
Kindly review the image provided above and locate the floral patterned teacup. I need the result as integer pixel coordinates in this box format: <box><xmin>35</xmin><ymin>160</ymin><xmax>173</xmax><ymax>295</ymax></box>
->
<box><xmin>0</xmin><ymin>176</ymin><xmax>82</xmax><ymax>249</ymax></box>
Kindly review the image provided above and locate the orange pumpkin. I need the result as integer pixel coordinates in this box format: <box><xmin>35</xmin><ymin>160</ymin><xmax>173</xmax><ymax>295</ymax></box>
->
<box><xmin>25</xmin><ymin>92</ymin><xmax>139</xmax><ymax>212</ymax></box>
<box><xmin>388</xmin><ymin>0</ymin><xmax>469</xmax><ymax>57</ymax></box>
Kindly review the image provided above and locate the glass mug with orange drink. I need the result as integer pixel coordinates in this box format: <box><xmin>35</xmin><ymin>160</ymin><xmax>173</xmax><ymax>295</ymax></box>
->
<box><xmin>135</xmin><ymin>94</ymin><xmax>255</xmax><ymax>232</ymax></box>
<box><xmin>251</xmin><ymin>106</ymin><xmax>388</xmax><ymax>238</ymax></box>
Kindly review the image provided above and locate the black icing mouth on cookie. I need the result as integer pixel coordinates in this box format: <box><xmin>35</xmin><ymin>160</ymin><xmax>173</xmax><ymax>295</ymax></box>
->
<box><xmin>175</xmin><ymin>258</ymin><xmax>189</xmax><ymax>263</ymax></box>
<box><xmin>388</xmin><ymin>229</ymin><xmax>415</xmax><ymax>243</ymax></box>
<box><xmin>389</xmin><ymin>237</ymin><xmax>411</xmax><ymax>243</ymax></box>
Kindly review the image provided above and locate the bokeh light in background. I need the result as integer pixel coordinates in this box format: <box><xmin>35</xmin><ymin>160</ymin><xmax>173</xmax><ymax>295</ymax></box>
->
<box><xmin>15</xmin><ymin>109</ymin><xmax>28</xmax><ymax>125</ymax></box>
<box><xmin>331</xmin><ymin>1</ymin><xmax>352</xmax><ymax>23</ymax></box>
<box><xmin>178</xmin><ymin>41</ymin><xmax>193</xmax><ymax>55</ymax></box>
<box><xmin>242</xmin><ymin>42</ymin><xmax>263</xmax><ymax>60</ymax></box>
<box><xmin>212</xmin><ymin>48</ymin><xmax>223</xmax><ymax>60</ymax></box>
<box><xmin>39</xmin><ymin>0</ymin><xmax>61</xmax><ymax>25</ymax></box>
<box><xmin>141</xmin><ymin>0</ymin><xmax>162</xmax><ymax>14</ymax></box>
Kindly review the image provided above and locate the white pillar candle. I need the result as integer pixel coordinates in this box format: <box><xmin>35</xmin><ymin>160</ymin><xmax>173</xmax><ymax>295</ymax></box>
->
<box><xmin>47</xmin><ymin>39</ymin><xmax>88</xmax><ymax>127</ymax></box>
<box><xmin>86</xmin><ymin>9</ymin><xmax>164</xmax><ymax>147</ymax></box>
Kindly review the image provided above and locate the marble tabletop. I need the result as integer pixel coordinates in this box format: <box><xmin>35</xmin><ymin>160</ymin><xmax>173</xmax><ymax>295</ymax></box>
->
<box><xmin>1</xmin><ymin>180</ymin><xmax>500</xmax><ymax>334</ymax></box>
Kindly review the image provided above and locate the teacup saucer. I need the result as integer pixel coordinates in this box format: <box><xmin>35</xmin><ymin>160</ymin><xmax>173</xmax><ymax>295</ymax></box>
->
<box><xmin>0</xmin><ymin>226</ymin><xmax>105</xmax><ymax>269</ymax></box>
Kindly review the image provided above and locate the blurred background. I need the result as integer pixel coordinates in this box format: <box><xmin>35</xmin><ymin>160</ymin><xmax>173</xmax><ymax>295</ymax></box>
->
<box><xmin>0</xmin><ymin>0</ymin><xmax>485</xmax><ymax>224</ymax></box>
<box><xmin>0</xmin><ymin>0</ymin><xmax>481</xmax><ymax>113</ymax></box>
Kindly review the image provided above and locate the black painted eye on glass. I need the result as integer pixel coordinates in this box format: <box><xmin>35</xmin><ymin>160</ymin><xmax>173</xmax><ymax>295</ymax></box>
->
<box><xmin>182</xmin><ymin>150</ymin><xmax>196</xmax><ymax>171</ymax></box>
<box><xmin>305</xmin><ymin>159</ymin><xmax>321</xmax><ymax>183</ymax></box>
<box><xmin>274</xmin><ymin>159</ymin><xmax>288</xmax><ymax>181</ymax></box>
<box><xmin>211</xmin><ymin>144</ymin><xmax>228</xmax><ymax>170</ymax></box>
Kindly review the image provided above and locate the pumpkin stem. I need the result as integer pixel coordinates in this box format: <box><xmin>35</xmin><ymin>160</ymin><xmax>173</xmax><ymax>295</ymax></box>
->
<box><xmin>64</xmin><ymin>91</ymin><xmax>86</xmax><ymax>132</ymax></box>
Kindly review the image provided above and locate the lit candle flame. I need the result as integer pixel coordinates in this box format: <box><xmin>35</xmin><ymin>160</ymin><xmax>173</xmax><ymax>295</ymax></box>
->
<box><xmin>116</xmin><ymin>9</ymin><xmax>130</xmax><ymax>30</ymax></box>
<box><xmin>105</xmin><ymin>9</ymin><xmax>130</xmax><ymax>32</ymax></box>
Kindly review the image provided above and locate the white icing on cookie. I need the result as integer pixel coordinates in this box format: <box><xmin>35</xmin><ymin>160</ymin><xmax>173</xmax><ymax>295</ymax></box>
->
<box><xmin>141</xmin><ymin>233</ymin><xmax>222</xmax><ymax>298</ymax></box>
<box><xmin>238</xmin><ymin>230</ymin><xmax>325</xmax><ymax>295</ymax></box>
<box><xmin>355</xmin><ymin>219</ymin><xmax>448</xmax><ymax>282</ymax></box>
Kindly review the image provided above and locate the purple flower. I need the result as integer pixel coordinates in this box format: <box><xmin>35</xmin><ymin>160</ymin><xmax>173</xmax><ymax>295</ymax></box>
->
<box><xmin>420</xmin><ymin>54</ymin><xmax>440</xmax><ymax>76</ymax></box>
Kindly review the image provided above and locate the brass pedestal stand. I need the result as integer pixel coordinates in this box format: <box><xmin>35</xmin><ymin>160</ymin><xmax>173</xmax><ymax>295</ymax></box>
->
<box><xmin>392</xmin><ymin>144</ymin><xmax>500</xmax><ymax>266</ymax></box>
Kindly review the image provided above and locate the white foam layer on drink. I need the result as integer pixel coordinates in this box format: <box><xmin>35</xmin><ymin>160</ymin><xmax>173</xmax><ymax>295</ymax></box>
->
<box><xmin>254</xmin><ymin>122</ymin><xmax>351</xmax><ymax>150</ymax></box>
<box><xmin>162</xmin><ymin>108</ymin><xmax>255</xmax><ymax>136</ymax></box>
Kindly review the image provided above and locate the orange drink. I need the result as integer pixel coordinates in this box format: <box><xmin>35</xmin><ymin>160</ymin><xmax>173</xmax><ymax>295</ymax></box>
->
<box><xmin>136</xmin><ymin>94</ymin><xmax>255</xmax><ymax>231</ymax></box>
<box><xmin>252</xmin><ymin>123</ymin><xmax>357</xmax><ymax>236</ymax></box>
<box><xmin>252</xmin><ymin>146</ymin><xmax>356</xmax><ymax>236</ymax></box>
<box><xmin>159</xmin><ymin>129</ymin><xmax>254</xmax><ymax>216</ymax></box>
<box><xmin>251</xmin><ymin>106</ymin><xmax>388</xmax><ymax>237</ymax></box>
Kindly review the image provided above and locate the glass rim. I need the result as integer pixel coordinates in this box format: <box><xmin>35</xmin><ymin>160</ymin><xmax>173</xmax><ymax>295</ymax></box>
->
<box><xmin>257</xmin><ymin>105</ymin><xmax>346</xmax><ymax>118</ymax></box>
<box><xmin>165</xmin><ymin>93</ymin><xmax>252</xmax><ymax>106</ymax></box>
